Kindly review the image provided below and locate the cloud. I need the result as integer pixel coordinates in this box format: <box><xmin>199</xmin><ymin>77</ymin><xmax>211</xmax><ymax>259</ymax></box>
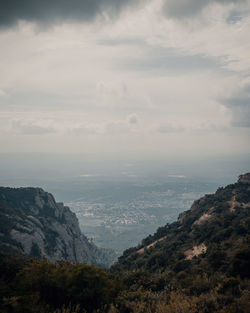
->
<box><xmin>106</xmin><ymin>114</ymin><xmax>139</xmax><ymax>134</ymax></box>
<box><xmin>128</xmin><ymin>113</ymin><xmax>138</xmax><ymax>124</ymax></box>
<box><xmin>0</xmin><ymin>89</ymin><xmax>7</xmax><ymax>96</ymax></box>
<box><xmin>71</xmin><ymin>114</ymin><xmax>138</xmax><ymax>136</ymax></box>
<box><xmin>0</xmin><ymin>0</ymin><xmax>246</xmax><ymax>29</ymax></box>
<box><xmin>222</xmin><ymin>84</ymin><xmax>250</xmax><ymax>127</ymax></box>
<box><xmin>0</xmin><ymin>0</ymin><xmax>142</xmax><ymax>28</ymax></box>
<box><xmin>11</xmin><ymin>119</ymin><xmax>56</xmax><ymax>135</ymax></box>
<box><xmin>156</xmin><ymin>124</ymin><xmax>185</xmax><ymax>133</ymax></box>
<box><xmin>72</xmin><ymin>123</ymin><xmax>102</xmax><ymax>135</ymax></box>
<box><xmin>162</xmin><ymin>0</ymin><xmax>245</xmax><ymax>19</ymax></box>
<box><xmin>226</xmin><ymin>9</ymin><xmax>247</xmax><ymax>24</ymax></box>
<box><xmin>106</xmin><ymin>120</ymin><xmax>130</xmax><ymax>134</ymax></box>
<box><xmin>118</xmin><ymin>47</ymin><xmax>220</xmax><ymax>73</ymax></box>
<box><xmin>156</xmin><ymin>119</ymin><xmax>230</xmax><ymax>133</ymax></box>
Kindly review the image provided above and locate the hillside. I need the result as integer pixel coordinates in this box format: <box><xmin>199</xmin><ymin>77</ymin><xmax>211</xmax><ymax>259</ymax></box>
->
<box><xmin>0</xmin><ymin>187</ymin><xmax>115</xmax><ymax>267</ymax></box>
<box><xmin>108</xmin><ymin>173</ymin><xmax>250</xmax><ymax>312</ymax></box>
<box><xmin>112</xmin><ymin>173</ymin><xmax>250</xmax><ymax>276</ymax></box>
<box><xmin>0</xmin><ymin>174</ymin><xmax>249</xmax><ymax>313</ymax></box>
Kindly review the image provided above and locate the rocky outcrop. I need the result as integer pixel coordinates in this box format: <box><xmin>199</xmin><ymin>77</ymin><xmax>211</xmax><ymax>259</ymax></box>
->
<box><xmin>0</xmin><ymin>187</ymin><xmax>116</xmax><ymax>267</ymax></box>
<box><xmin>238</xmin><ymin>173</ymin><xmax>250</xmax><ymax>184</ymax></box>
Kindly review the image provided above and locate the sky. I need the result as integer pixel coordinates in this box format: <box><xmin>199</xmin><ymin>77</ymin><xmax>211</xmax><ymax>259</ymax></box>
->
<box><xmin>0</xmin><ymin>0</ymin><xmax>250</xmax><ymax>161</ymax></box>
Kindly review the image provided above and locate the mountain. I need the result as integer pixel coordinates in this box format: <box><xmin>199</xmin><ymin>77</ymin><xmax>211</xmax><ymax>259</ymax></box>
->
<box><xmin>105</xmin><ymin>174</ymin><xmax>250</xmax><ymax>312</ymax></box>
<box><xmin>112</xmin><ymin>173</ymin><xmax>250</xmax><ymax>275</ymax></box>
<box><xmin>0</xmin><ymin>175</ymin><xmax>249</xmax><ymax>313</ymax></box>
<box><xmin>0</xmin><ymin>187</ymin><xmax>115</xmax><ymax>267</ymax></box>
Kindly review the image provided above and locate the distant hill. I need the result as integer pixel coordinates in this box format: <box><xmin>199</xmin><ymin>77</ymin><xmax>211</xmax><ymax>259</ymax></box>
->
<box><xmin>112</xmin><ymin>173</ymin><xmax>250</xmax><ymax>276</ymax></box>
<box><xmin>0</xmin><ymin>187</ymin><xmax>115</xmax><ymax>267</ymax></box>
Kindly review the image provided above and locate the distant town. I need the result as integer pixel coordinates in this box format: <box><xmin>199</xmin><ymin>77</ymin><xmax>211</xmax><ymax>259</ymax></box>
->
<box><xmin>67</xmin><ymin>180</ymin><xmax>217</xmax><ymax>254</ymax></box>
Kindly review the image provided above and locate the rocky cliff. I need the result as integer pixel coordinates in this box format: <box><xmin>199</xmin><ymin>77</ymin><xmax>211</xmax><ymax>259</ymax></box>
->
<box><xmin>0</xmin><ymin>187</ymin><xmax>115</xmax><ymax>267</ymax></box>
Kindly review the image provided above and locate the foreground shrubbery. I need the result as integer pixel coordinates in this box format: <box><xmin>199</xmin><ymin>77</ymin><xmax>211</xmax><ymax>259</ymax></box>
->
<box><xmin>0</xmin><ymin>252</ymin><xmax>249</xmax><ymax>313</ymax></box>
<box><xmin>0</xmin><ymin>253</ymin><xmax>117</xmax><ymax>313</ymax></box>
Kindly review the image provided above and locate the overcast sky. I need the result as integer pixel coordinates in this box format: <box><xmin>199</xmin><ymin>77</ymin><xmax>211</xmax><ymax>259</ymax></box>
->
<box><xmin>0</xmin><ymin>0</ymin><xmax>250</xmax><ymax>160</ymax></box>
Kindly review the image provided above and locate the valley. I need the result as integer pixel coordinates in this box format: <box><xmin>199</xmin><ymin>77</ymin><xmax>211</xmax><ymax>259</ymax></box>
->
<box><xmin>67</xmin><ymin>179</ymin><xmax>218</xmax><ymax>254</ymax></box>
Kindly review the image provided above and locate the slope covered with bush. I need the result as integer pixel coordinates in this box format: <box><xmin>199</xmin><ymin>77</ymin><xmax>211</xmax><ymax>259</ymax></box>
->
<box><xmin>113</xmin><ymin>174</ymin><xmax>250</xmax><ymax>276</ymax></box>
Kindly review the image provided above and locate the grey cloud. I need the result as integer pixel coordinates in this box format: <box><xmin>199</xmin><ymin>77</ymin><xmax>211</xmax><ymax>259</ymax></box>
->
<box><xmin>0</xmin><ymin>0</ymin><xmax>141</xmax><ymax>28</ymax></box>
<box><xmin>157</xmin><ymin>125</ymin><xmax>185</xmax><ymax>133</ymax></box>
<box><xmin>106</xmin><ymin>114</ymin><xmax>138</xmax><ymax>134</ymax></box>
<box><xmin>0</xmin><ymin>90</ymin><xmax>92</xmax><ymax>112</ymax></box>
<box><xmin>156</xmin><ymin>123</ymin><xmax>228</xmax><ymax>133</ymax></box>
<box><xmin>72</xmin><ymin>123</ymin><xmax>101</xmax><ymax>135</ymax></box>
<box><xmin>0</xmin><ymin>89</ymin><xmax>7</xmax><ymax>96</ymax></box>
<box><xmin>128</xmin><ymin>114</ymin><xmax>138</xmax><ymax>124</ymax></box>
<box><xmin>222</xmin><ymin>85</ymin><xmax>250</xmax><ymax>127</ymax></box>
<box><xmin>118</xmin><ymin>46</ymin><xmax>223</xmax><ymax>73</ymax></box>
<box><xmin>98</xmin><ymin>38</ymin><xmax>145</xmax><ymax>46</ymax></box>
<box><xmin>106</xmin><ymin>121</ymin><xmax>130</xmax><ymax>134</ymax></box>
<box><xmin>226</xmin><ymin>10</ymin><xmax>245</xmax><ymax>24</ymax></box>
<box><xmin>11</xmin><ymin>119</ymin><xmax>56</xmax><ymax>135</ymax></box>
<box><xmin>162</xmin><ymin>0</ymin><xmax>245</xmax><ymax>19</ymax></box>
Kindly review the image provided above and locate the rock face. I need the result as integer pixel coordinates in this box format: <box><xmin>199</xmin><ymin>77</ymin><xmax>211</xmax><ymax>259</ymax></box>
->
<box><xmin>0</xmin><ymin>187</ymin><xmax>115</xmax><ymax>267</ymax></box>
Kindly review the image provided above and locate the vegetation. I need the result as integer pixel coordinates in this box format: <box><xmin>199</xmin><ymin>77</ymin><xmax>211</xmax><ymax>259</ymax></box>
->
<box><xmin>0</xmin><ymin>174</ymin><xmax>249</xmax><ymax>312</ymax></box>
<box><xmin>0</xmin><ymin>253</ymin><xmax>118</xmax><ymax>313</ymax></box>
<box><xmin>0</xmin><ymin>249</ymin><xmax>249</xmax><ymax>313</ymax></box>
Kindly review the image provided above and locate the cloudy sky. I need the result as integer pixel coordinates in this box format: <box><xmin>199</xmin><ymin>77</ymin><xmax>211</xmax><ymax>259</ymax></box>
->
<box><xmin>0</xmin><ymin>0</ymin><xmax>250</xmax><ymax>160</ymax></box>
